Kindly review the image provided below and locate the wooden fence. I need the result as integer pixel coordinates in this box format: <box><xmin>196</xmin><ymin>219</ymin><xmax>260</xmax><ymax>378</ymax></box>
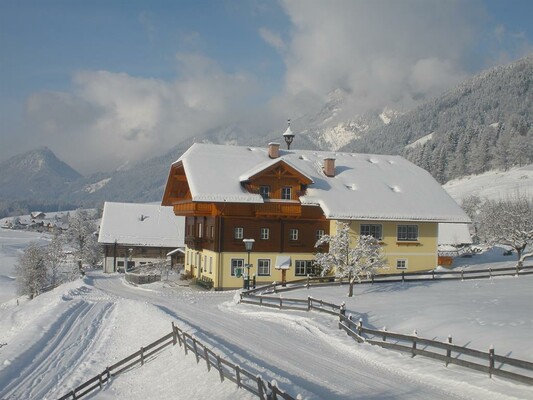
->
<box><xmin>58</xmin><ymin>322</ymin><xmax>300</xmax><ymax>400</ymax></box>
<box><xmin>243</xmin><ymin>264</ymin><xmax>533</xmax><ymax>296</ymax></box>
<box><xmin>240</xmin><ymin>267</ymin><xmax>533</xmax><ymax>386</ymax></box>
<box><xmin>338</xmin><ymin>314</ymin><xmax>533</xmax><ymax>385</ymax></box>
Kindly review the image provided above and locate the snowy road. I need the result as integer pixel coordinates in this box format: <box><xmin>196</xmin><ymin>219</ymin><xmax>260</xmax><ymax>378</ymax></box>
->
<box><xmin>1</xmin><ymin>271</ymin><xmax>531</xmax><ymax>399</ymax></box>
<box><xmin>88</xmin><ymin>272</ymin><xmax>521</xmax><ymax>400</ymax></box>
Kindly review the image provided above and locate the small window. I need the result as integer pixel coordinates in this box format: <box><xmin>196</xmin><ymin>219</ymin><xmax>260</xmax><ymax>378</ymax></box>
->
<box><xmin>231</xmin><ymin>259</ymin><xmax>244</xmax><ymax>276</ymax></box>
<box><xmin>316</xmin><ymin>229</ymin><xmax>325</xmax><ymax>241</ymax></box>
<box><xmin>209</xmin><ymin>257</ymin><xmax>213</xmax><ymax>274</ymax></box>
<box><xmin>260</xmin><ymin>227</ymin><xmax>270</xmax><ymax>240</ymax></box>
<box><xmin>198</xmin><ymin>223</ymin><xmax>203</xmax><ymax>238</ymax></box>
<box><xmin>259</xmin><ymin>185</ymin><xmax>271</xmax><ymax>199</ymax></box>
<box><xmin>397</xmin><ymin>225</ymin><xmax>418</xmax><ymax>241</ymax></box>
<box><xmin>295</xmin><ymin>260</ymin><xmax>313</xmax><ymax>276</ymax></box>
<box><xmin>281</xmin><ymin>186</ymin><xmax>292</xmax><ymax>200</ymax></box>
<box><xmin>360</xmin><ymin>224</ymin><xmax>383</xmax><ymax>240</ymax></box>
<box><xmin>289</xmin><ymin>228</ymin><xmax>299</xmax><ymax>241</ymax></box>
<box><xmin>117</xmin><ymin>261</ymin><xmax>124</xmax><ymax>267</ymax></box>
<box><xmin>396</xmin><ymin>259</ymin><xmax>408</xmax><ymax>270</ymax></box>
<box><xmin>234</xmin><ymin>227</ymin><xmax>244</xmax><ymax>240</ymax></box>
<box><xmin>257</xmin><ymin>259</ymin><xmax>271</xmax><ymax>276</ymax></box>
<box><xmin>210</xmin><ymin>226</ymin><xmax>215</xmax><ymax>238</ymax></box>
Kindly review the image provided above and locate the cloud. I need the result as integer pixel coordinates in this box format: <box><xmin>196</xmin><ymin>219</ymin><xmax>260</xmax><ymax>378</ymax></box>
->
<box><xmin>274</xmin><ymin>0</ymin><xmax>486</xmax><ymax>116</ymax></box>
<box><xmin>25</xmin><ymin>53</ymin><xmax>258</xmax><ymax>174</ymax></box>
<box><xmin>259</xmin><ymin>27</ymin><xmax>286</xmax><ymax>52</ymax></box>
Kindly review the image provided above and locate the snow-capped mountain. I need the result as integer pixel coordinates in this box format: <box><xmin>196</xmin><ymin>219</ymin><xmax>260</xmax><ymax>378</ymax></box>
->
<box><xmin>0</xmin><ymin>147</ymin><xmax>81</xmax><ymax>202</ymax></box>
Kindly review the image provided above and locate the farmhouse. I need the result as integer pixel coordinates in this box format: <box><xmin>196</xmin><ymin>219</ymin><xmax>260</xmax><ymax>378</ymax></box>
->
<box><xmin>98</xmin><ymin>202</ymin><xmax>185</xmax><ymax>273</ymax></box>
<box><xmin>161</xmin><ymin>140</ymin><xmax>470</xmax><ymax>290</ymax></box>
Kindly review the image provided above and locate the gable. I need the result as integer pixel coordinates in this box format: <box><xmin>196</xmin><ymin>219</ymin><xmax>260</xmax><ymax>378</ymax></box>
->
<box><xmin>162</xmin><ymin>162</ymin><xmax>191</xmax><ymax>206</ymax></box>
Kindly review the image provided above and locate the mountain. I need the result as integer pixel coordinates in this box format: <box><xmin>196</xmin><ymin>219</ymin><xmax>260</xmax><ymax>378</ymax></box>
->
<box><xmin>0</xmin><ymin>147</ymin><xmax>81</xmax><ymax>201</ymax></box>
<box><xmin>342</xmin><ymin>54</ymin><xmax>533</xmax><ymax>183</ymax></box>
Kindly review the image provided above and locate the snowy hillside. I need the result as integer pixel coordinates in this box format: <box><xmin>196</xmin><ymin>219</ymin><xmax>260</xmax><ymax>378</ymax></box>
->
<box><xmin>443</xmin><ymin>164</ymin><xmax>533</xmax><ymax>202</ymax></box>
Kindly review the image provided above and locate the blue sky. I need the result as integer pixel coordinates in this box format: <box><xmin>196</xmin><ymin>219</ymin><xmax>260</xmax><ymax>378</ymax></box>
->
<box><xmin>1</xmin><ymin>0</ymin><xmax>532</xmax><ymax>174</ymax></box>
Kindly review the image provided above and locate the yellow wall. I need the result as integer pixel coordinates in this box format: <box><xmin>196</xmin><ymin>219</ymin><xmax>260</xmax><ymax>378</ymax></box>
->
<box><xmin>333</xmin><ymin>220</ymin><xmax>438</xmax><ymax>273</ymax></box>
<box><xmin>184</xmin><ymin>247</ymin><xmax>315</xmax><ymax>290</ymax></box>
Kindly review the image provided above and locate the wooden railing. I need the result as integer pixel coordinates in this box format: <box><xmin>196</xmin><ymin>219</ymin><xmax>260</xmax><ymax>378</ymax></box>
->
<box><xmin>240</xmin><ymin>266</ymin><xmax>533</xmax><ymax>386</ymax></box>
<box><xmin>57</xmin><ymin>322</ymin><xmax>300</xmax><ymax>400</ymax></box>
<box><xmin>254</xmin><ymin>202</ymin><xmax>301</xmax><ymax>217</ymax></box>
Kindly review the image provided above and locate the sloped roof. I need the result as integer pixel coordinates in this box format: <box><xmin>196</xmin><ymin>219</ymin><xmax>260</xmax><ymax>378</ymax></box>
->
<box><xmin>170</xmin><ymin>143</ymin><xmax>470</xmax><ymax>223</ymax></box>
<box><xmin>98</xmin><ymin>202</ymin><xmax>185</xmax><ymax>247</ymax></box>
<box><xmin>438</xmin><ymin>223</ymin><xmax>473</xmax><ymax>245</ymax></box>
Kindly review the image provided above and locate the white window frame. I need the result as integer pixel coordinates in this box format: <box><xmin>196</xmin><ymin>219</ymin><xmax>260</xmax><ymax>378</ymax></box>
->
<box><xmin>231</xmin><ymin>259</ymin><xmax>244</xmax><ymax>276</ymax></box>
<box><xmin>289</xmin><ymin>228</ymin><xmax>299</xmax><ymax>241</ymax></box>
<box><xmin>360</xmin><ymin>224</ymin><xmax>383</xmax><ymax>240</ymax></box>
<box><xmin>257</xmin><ymin>259</ymin><xmax>271</xmax><ymax>276</ymax></box>
<box><xmin>234</xmin><ymin>227</ymin><xmax>244</xmax><ymax>240</ymax></box>
<box><xmin>198</xmin><ymin>223</ymin><xmax>203</xmax><ymax>238</ymax></box>
<box><xmin>316</xmin><ymin>229</ymin><xmax>325</xmax><ymax>241</ymax></box>
<box><xmin>397</xmin><ymin>225</ymin><xmax>418</xmax><ymax>241</ymax></box>
<box><xmin>209</xmin><ymin>257</ymin><xmax>213</xmax><ymax>274</ymax></box>
<box><xmin>260</xmin><ymin>227</ymin><xmax>270</xmax><ymax>240</ymax></box>
<box><xmin>281</xmin><ymin>186</ymin><xmax>292</xmax><ymax>200</ymax></box>
<box><xmin>295</xmin><ymin>260</ymin><xmax>313</xmax><ymax>276</ymax></box>
<box><xmin>396</xmin><ymin>259</ymin><xmax>408</xmax><ymax>270</ymax></box>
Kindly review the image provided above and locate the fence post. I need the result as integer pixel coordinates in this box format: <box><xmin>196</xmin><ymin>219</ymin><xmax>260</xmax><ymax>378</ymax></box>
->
<box><xmin>412</xmin><ymin>330</ymin><xmax>417</xmax><ymax>357</ymax></box>
<box><xmin>193</xmin><ymin>338</ymin><xmax>200</xmax><ymax>363</ymax></box>
<box><xmin>257</xmin><ymin>375</ymin><xmax>266</xmax><ymax>400</ymax></box>
<box><xmin>402</xmin><ymin>271</ymin><xmax>405</xmax><ymax>283</ymax></box>
<box><xmin>215</xmin><ymin>355</ymin><xmax>224</xmax><ymax>382</ymax></box>
<box><xmin>182</xmin><ymin>332</ymin><xmax>188</xmax><ymax>355</ymax></box>
<box><xmin>307</xmin><ymin>296</ymin><xmax>311</xmax><ymax>311</ymax></box>
<box><xmin>371</xmin><ymin>275</ymin><xmax>374</xmax><ymax>284</ymax></box>
<box><xmin>489</xmin><ymin>345</ymin><xmax>495</xmax><ymax>378</ymax></box>
<box><xmin>432</xmin><ymin>270</ymin><xmax>435</xmax><ymax>280</ymax></box>
<box><xmin>140</xmin><ymin>347</ymin><xmax>144</xmax><ymax>366</ymax></box>
<box><xmin>461</xmin><ymin>268</ymin><xmax>464</xmax><ymax>281</ymax></box>
<box><xmin>204</xmin><ymin>347</ymin><xmax>211</xmax><ymax>372</ymax></box>
<box><xmin>236</xmin><ymin>365</ymin><xmax>242</xmax><ymax>387</ymax></box>
<box><xmin>489</xmin><ymin>267</ymin><xmax>492</xmax><ymax>279</ymax></box>
<box><xmin>516</xmin><ymin>264</ymin><xmax>520</xmax><ymax>276</ymax></box>
<box><xmin>270</xmin><ymin>380</ymin><xmax>279</xmax><ymax>400</ymax></box>
<box><xmin>172</xmin><ymin>322</ymin><xmax>177</xmax><ymax>345</ymax></box>
<box><xmin>306</xmin><ymin>274</ymin><xmax>310</xmax><ymax>289</ymax></box>
<box><xmin>358</xmin><ymin>318</ymin><xmax>363</xmax><ymax>336</ymax></box>
<box><xmin>382</xmin><ymin>326</ymin><xmax>387</xmax><ymax>341</ymax></box>
<box><xmin>106</xmin><ymin>367</ymin><xmax>111</xmax><ymax>382</ymax></box>
<box><xmin>340</xmin><ymin>301</ymin><xmax>346</xmax><ymax>316</ymax></box>
<box><xmin>98</xmin><ymin>372</ymin><xmax>103</xmax><ymax>388</ymax></box>
<box><xmin>446</xmin><ymin>335</ymin><xmax>452</xmax><ymax>367</ymax></box>
<box><xmin>279</xmin><ymin>294</ymin><xmax>283</xmax><ymax>309</ymax></box>
<box><xmin>70</xmin><ymin>390</ymin><xmax>76</xmax><ymax>400</ymax></box>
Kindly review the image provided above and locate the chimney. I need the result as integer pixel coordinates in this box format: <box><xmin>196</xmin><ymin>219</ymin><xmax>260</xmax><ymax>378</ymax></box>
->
<box><xmin>268</xmin><ymin>142</ymin><xmax>280</xmax><ymax>159</ymax></box>
<box><xmin>323</xmin><ymin>157</ymin><xmax>336</xmax><ymax>177</ymax></box>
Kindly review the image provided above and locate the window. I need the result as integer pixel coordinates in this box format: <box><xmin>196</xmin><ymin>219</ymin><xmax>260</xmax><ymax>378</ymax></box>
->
<box><xmin>198</xmin><ymin>223</ymin><xmax>203</xmax><ymax>238</ymax></box>
<box><xmin>234</xmin><ymin>227</ymin><xmax>244</xmax><ymax>240</ymax></box>
<box><xmin>396</xmin><ymin>259</ymin><xmax>408</xmax><ymax>270</ymax></box>
<box><xmin>316</xmin><ymin>229</ymin><xmax>325</xmax><ymax>241</ymax></box>
<box><xmin>259</xmin><ymin>185</ymin><xmax>271</xmax><ymax>199</ymax></box>
<box><xmin>231</xmin><ymin>259</ymin><xmax>244</xmax><ymax>276</ymax></box>
<box><xmin>360</xmin><ymin>224</ymin><xmax>383</xmax><ymax>240</ymax></box>
<box><xmin>209</xmin><ymin>257</ymin><xmax>213</xmax><ymax>274</ymax></box>
<box><xmin>210</xmin><ymin>226</ymin><xmax>215</xmax><ymax>238</ymax></box>
<box><xmin>257</xmin><ymin>259</ymin><xmax>271</xmax><ymax>276</ymax></box>
<box><xmin>397</xmin><ymin>225</ymin><xmax>418</xmax><ymax>241</ymax></box>
<box><xmin>260</xmin><ymin>227</ymin><xmax>270</xmax><ymax>240</ymax></box>
<box><xmin>289</xmin><ymin>228</ymin><xmax>299</xmax><ymax>241</ymax></box>
<box><xmin>295</xmin><ymin>260</ymin><xmax>313</xmax><ymax>276</ymax></box>
<box><xmin>281</xmin><ymin>186</ymin><xmax>292</xmax><ymax>200</ymax></box>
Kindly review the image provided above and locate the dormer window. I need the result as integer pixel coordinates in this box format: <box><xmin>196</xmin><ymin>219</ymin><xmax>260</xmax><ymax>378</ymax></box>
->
<box><xmin>281</xmin><ymin>186</ymin><xmax>292</xmax><ymax>200</ymax></box>
<box><xmin>259</xmin><ymin>185</ymin><xmax>271</xmax><ymax>199</ymax></box>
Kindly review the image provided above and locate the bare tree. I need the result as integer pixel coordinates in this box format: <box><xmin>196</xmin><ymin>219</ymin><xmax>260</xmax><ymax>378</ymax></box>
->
<box><xmin>315</xmin><ymin>222</ymin><xmax>387</xmax><ymax>297</ymax></box>
<box><xmin>478</xmin><ymin>194</ymin><xmax>533</xmax><ymax>262</ymax></box>
<box><xmin>45</xmin><ymin>233</ymin><xmax>65</xmax><ymax>287</ymax></box>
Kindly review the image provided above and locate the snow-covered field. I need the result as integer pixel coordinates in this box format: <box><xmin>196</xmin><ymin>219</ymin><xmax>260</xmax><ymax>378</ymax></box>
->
<box><xmin>443</xmin><ymin>164</ymin><xmax>533</xmax><ymax>202</ymax></box>
<box><xmin>1</xmin><ymin>251</ymin><xmax>532</xmax><ymax>399</ymax></box>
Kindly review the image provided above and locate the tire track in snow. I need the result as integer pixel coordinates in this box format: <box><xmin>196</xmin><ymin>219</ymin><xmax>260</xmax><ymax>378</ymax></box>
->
<box><xmin>0</xmin><ymin>300</ymin><xmax>115</xmax><ymax>400</ymax></box>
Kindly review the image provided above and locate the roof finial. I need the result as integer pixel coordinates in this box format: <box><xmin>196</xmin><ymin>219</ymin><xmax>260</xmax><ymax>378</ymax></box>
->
<box><xmin>283</xmin><ymin>119</ymin><xmax>295</xmax><ymax>150</ymax></box>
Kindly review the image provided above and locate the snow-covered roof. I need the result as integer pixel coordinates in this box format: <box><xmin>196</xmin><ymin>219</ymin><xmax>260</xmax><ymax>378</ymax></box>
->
<box><xmin>98</xmin><ymin>202</ymin><xmax>185</xmax><ymax>247</ymax></box>
<box><xmin>438</xmin><ymin>223</ymin><xmax>473</xmax><ymax>245</ymax></box>
<box><xmin>172</xmin><ymin>143</ymin><xmax>470</xmax><ymax>223</ymax></box>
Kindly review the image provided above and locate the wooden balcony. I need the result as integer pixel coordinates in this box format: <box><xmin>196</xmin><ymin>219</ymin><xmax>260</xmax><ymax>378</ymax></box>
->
<box><xmin>254</xmin><ymin>201</ymin><xmax>301</xmax><ymax>217</ymax></box>
<box><xmin>173</xmin><ymin>201</ymin><xmax>214</xmax><ymax>216</ymax></box>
